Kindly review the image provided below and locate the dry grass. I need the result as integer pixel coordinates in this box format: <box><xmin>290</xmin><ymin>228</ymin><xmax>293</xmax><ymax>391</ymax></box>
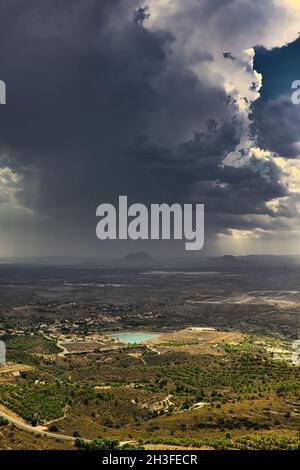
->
<box><xmin>147</xmin><ymin>328</ymin><xmax>244</xmax><ymax>355</ymax></box>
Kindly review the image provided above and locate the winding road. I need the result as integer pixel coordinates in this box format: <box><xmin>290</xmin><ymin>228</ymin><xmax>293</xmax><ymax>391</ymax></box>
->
<box><xmin>0</xmin><ymin>409</ymin><xmax>75</xmax><ymax>442</ymax></box>
<box><xmin>0</xmin><ymin>409</ymin><xmax>136</xmax><ymax>447</ymax></box>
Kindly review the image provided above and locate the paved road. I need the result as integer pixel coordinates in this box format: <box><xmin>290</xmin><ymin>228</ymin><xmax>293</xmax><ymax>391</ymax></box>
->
<box><xmin>0</xmin><ymin>410</ymin><xmax>75</xmax><ymax>442</ymax></box>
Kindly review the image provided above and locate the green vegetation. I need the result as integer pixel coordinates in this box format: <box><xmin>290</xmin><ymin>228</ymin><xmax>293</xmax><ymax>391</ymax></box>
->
<box><xmin>4</xmin><ymin>334</ymin><xmax>60</xmax><ymax>365</ymax></box>
<box><xmin>75</xmin><ymin>437</ymin><xmax>142</xmax><ymax>450</ymax></box>
<box><xmin>0</xmin><ymin>416</ymin><xmax>9</xmax><ymax>426</ymax></box>
<box><xmin>157</xmin><ymin>341</ymin><xmax>199</xmax><ymax>347</ymax></box>
<box><xmin>0</xmin><ymin>332</ymin><xmax>299</xmax><ymax>449</ymax></box>
<box><xmin>75</xmin><ymin>437</ymin><xmax>119</xmax><ymax>450</ymax></box>
<box><xmin>147</xmin><ymin>434</ymin><xmax>300</xmax><ymax>450</ymax></box>
<box><xmin>221</xmin><ymin>335</ymin><xmax>289</xmax><ymax>355</ymax></box>
<box><xmin>159</xmin><ymin>353</ymin><xmax>300</xmax><ymax>401</ymax></box>
<box><xmin>0</xmin><ymin>383</ymin><xmax>66</xmax><ymax>425</ymax></box>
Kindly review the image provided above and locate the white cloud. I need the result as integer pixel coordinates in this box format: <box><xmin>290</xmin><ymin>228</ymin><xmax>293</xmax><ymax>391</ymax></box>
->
<box><xmin>275</xmin><ymin>157</ymin><xmax>300</xmax><ymax>194</ymax></box>
<box><xmin>0</xmin><ymin>167</ymin><xmax>23</xmax><ymax>206</ymax></box>
<box><xmin>146</xmin><ymin>0</ymin><xmax>300</xmax><ymax>166</ymax></box>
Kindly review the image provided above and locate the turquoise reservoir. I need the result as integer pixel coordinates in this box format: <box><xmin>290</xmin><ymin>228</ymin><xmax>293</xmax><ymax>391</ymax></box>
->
<box><xmin>110</xmin><ymin>332</ymin><xmax>161</xmax><ymax>344</ymax></box>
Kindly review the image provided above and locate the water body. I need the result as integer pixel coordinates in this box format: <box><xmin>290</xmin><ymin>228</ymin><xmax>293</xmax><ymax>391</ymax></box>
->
<box><xmin>110</xmin><ymin>332</ymin><xmax>161</xmax><ymax>344</ymax></box>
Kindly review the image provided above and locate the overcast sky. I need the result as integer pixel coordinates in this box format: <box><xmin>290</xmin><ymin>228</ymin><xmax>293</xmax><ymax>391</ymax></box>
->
<box><xmin>0</xmin><ymin>0</ymin><xmax>300</xmax><ymax>258</ymax></box>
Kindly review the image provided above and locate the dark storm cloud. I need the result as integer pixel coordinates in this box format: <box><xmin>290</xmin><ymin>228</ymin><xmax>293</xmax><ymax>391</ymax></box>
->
<box><xmin>131</xmin><ymin>118</ymin><xmax>286</xmax><ymax>219</ymax></box>
<box><xmin>134</xmin><ymin>5</ymin><xmax>150</xmax><ymax>24</ymax></box>
<box><xmin>0</xmin><ymin>0</ymin><xmax>234</xmax><ymax>221</ymax></box>
<box><xmin>252</xmin><ymin>96</ymin><xmax>300</xmax><ymax>158</ymax></box>
<box><xmin>0</xmin><ymin>0</ymin><xmax>298</xmax><ymax>256</ymax></box>
<box><xmin>0</xmin><ymin>0</ymin><xmax>173</xmax><ymax>211</ymax></box>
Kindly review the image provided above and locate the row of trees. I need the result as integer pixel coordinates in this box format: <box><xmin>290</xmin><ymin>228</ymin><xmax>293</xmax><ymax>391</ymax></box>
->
<box><xmin>147</xmin><ymin>434</ymin><xmax>300</xmax><ymax>450</ymax></box>
<box><xmin>74</xmin><ymin>437</ymin><xmax>142</xmax><ymax>450</ymax></box>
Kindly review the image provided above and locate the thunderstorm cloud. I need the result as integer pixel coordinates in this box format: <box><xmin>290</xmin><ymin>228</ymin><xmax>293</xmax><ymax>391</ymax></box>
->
<box><xmin>0</xmin><ymin>0</ymin><xmax>300</xmax><ymax>256</ymax></box>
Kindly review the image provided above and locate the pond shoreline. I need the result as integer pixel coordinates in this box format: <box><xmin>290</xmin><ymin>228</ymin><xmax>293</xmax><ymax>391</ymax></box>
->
<box><xmin>108</xmin><ymin>331</ymin><xmax>162</xmax><ymax>345</ymax></box>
